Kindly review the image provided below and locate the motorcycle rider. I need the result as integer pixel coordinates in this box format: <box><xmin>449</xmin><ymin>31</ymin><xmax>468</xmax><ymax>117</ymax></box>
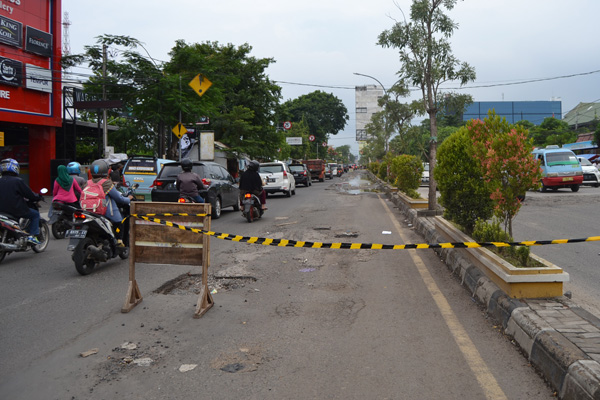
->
<box><xmin>176</xmin><ymin>158</ymin><xmax>206</xmax><ymax>203</ymax></box>
<box><xmin>239</xmin><ymin>160</ymin><xmax>267</xmax><ymax>210</ymax></box>
<box><xmin>52</xmin><ymin>165</ymin><xmax>82</xmax><ymax>207</ymax></box>
<box><xmin>88</xmin><ymin>159</ymin><xmax>133</xmax><ymax>244</ymax></box>
<box><xmin>67</xmin><ymin>161</ymin><xmax>87</xmax><ymax>190</ymax></box>
<box><xmin>0</xmin><ymin>158</ymin><xmax>42</xmax><ymax>244</ymax></box>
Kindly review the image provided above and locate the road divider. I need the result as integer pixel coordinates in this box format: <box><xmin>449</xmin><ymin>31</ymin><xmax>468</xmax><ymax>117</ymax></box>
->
<box><xmin>129</xmin><ymin>214</ymin><xmax>600</xmax><ymax>250</ymax></box>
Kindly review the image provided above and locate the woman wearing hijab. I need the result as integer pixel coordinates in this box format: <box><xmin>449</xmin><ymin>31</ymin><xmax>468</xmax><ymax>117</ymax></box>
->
<box><xmin>52</xmin><ymin>164</ymin><xmax>82</xmax><ymax>207</ymax></box>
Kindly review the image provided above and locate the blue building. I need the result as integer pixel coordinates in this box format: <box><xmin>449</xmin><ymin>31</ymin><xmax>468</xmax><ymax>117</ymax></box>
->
<box><xmin>463</xmin><ymin>101</ymin><xmax>562</xmax><ymax>125</ymax></box>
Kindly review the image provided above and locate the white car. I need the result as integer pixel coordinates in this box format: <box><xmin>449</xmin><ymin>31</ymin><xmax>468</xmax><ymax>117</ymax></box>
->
<box><xmin>259</xmin><ymin>162</ymin><xmax>296</xmax><ymax>197</ymax></box>
<box><xmin>577</xmin><ymin>157</ymin><xmax>600</xmax><ymax>187</ymax></box>
<box><xmin>421</xmin><ymin>163</ymin><xmax>430</xmax><ymax>185</ymax></box>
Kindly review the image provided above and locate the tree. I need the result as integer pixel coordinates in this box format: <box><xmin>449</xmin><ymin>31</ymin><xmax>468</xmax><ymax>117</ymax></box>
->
<box><xmin>165</xmin><ymin>40</ymin><xmax>283</xmax><ymax>159</ymax></box>
<box><xmin>378</xmin><ymin>0</ymin><xmax>476</xmax><ymax>211</ymax></box>
<box><xmin>468</xmin><ymin>111</ymin><xmax>542</xmax><ymax>237</ymax></box>
<box><xmin>280</xmin><ymin>91</ymin><xmax>349</xmax><ymax>146</ymax></box>
<box><xmin>63</xmin><ymin>36</ymin><xmax>284</xmax><ymax>160</ymax></box>
<box><xmin>528</xmin><ymin>117</ymin><xmax>575</xmax><ymax>148</ymax></box>
<box><xmin>62</xmin><ymin>35</ymin><xmax>173</xmax><ymax>157</ymax></box>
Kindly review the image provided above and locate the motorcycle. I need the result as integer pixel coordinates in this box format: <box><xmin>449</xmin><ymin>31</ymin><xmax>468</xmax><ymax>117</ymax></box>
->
<box><xmin>49</xmin><ymin>201</ymin><xmax>77</xmax><ymax>239</ymax></box>
<box><xmin>0</xmin><ymin>189</ymin><xmax>50</xmax><ymax>264</ymax></box>
<box><xmin>66</xmin><ymin>184</ymin><xmax>138</xmax><ymax>275</ymax></box>
<box><xmin>241</xmin><ymin>192</ymin><xmax>264</xmax><ymax>223</ymax></box>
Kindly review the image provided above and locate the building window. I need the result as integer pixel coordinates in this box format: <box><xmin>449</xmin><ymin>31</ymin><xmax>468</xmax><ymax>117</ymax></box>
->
<box><xmin>356</xmin><ymin>107</ymin><xmax>367</xmax><ymax>113</ymax></box>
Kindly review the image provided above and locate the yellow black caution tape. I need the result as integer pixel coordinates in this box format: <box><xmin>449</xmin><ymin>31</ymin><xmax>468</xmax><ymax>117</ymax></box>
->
<box><xmin>127</xmin><ymin>214</ymin><xmax>600</xmax><ymax>250</ymax></box>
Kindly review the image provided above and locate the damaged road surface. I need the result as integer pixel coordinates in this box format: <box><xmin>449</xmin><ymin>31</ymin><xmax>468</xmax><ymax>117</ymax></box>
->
<box><xmin>0</xmin><ymin>170</ymin><xmax>554</xmax><ymax>399</ymax></box>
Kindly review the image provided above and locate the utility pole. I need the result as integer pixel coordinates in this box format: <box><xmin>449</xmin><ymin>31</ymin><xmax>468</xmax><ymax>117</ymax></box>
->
<box><xmin>102</xmin><ymin>44</ymin><xmax>108</xmax><ymax>157</ymax></box>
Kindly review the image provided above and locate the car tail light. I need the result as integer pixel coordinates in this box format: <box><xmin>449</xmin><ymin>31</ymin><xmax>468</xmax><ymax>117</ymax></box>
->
<box><xmin>303</xmin><ymin>171</ymin><xmax>307</xmax><ymax>176</ymax></box>
<box><xmin>202</xmin><ymin>178</ymin><xmax>211</xmax><ymax>186</ymax></box>
<box><xmin>73</xmin><ymin>212</ymin><xmax>86</xmax><ymax>220</ymax></box>
<box><xmin>153</xmin><ymin>180</ymin><xmax>164</xmax><ymax>188</ymax></box>
<box><xmin>283</xmin><ymin>170</ymin><xmax>287</xmax><ymax>177</ymax></box>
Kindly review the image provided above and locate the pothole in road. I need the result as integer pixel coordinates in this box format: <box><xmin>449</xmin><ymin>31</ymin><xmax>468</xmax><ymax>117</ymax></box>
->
<box><xmin>334</xmin><ymin>175</ymin><xmax>381</xmax><ymax>195</ymax></box>
<box><xmin>154</xmin><ymin>273</ymin><xmax>257</xmax><ymax>295</ymax></box>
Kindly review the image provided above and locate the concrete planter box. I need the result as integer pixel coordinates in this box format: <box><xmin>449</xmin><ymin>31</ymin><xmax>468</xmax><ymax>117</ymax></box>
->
<box><xmin>434</xmin><ymin>216</ymin><xmax>569</xmax><ymax>299</ymax></box>
<box><xmin>395</xmin><ymin>190</ymin><xmax>428</xmax><ymax>209</ymax></box>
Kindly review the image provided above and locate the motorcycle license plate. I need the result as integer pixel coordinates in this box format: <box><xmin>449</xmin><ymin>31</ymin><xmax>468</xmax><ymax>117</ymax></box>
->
<box><xmin>65</xmin><ymin>229</ymin><xmax>87</xmax><ymax>239</ymax></box>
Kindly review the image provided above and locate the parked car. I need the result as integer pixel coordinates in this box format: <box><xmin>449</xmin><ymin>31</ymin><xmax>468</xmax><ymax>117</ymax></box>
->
<box><xmin>259</xmin><ymin>161</ymin><xmax>296</xmax><ymax>197</ymax></box>
<box><xmin>289</xmin><ymin>163</ymin><xmax>312</xmax><ymax>187</ymax></box>
<box><xmin>123</xmin><ymin>156</ymin><xmax>175</xmax><ymax>201</ymax></box>
<box><xmin>577</xmin><ymin>157</ymin><xmax>600</xmax><ymax>187</ymax></box>
<box><xmin>421</xmin><ymin>162</ymin><xmax>430</xmax><ymax>185</ymax></box>
<box><xmin>150</xmin><ymin>161</ymin><xmax>239</xmax><ymax>219</ymax></box>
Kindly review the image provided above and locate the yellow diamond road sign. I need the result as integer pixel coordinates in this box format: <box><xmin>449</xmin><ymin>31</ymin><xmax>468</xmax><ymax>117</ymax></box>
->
<box><xmin>189</xmin><ymin>73</ymin><xmax>212</xmax><ymax>97</ymax></box>
<box><xmin>172</xmin><ymin>123</ymin><xmax>188</xmax><ymax>139</ymax></box>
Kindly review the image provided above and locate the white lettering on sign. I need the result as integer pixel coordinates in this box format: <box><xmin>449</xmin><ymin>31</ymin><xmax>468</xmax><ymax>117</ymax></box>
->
<box><xmin>0</xmin><ymin>90</ymin><xmax>10</xmax><ymax>99</ymax></box>
<box><xmin>0</xmin><ymin>0</ymin><xmax>21</xmax><ymax>14</ymax></box>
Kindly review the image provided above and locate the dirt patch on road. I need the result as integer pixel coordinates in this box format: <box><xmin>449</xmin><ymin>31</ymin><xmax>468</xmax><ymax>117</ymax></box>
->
<box><xmin>153</xmin><ymin>273</ymin><xmax>257</xmax><ymax>295</ymax></box>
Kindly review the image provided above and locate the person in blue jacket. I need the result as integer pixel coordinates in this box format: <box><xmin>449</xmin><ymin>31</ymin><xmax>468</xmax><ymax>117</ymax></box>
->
<box><xmin>88</xmin><ymin>159</ymin><xmax>132</xmax><ymax>245</ymax></box>
<box><xmin>0</xmin><ymin>158</ymin><xmax>42</xmax><ymax>244</ymax></box>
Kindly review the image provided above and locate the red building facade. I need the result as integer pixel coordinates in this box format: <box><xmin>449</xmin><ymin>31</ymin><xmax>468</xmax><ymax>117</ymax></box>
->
<box><xmin>0</xmin><ymin>0</ymin><xmax>62</xmax><ymax>191</ymax></box>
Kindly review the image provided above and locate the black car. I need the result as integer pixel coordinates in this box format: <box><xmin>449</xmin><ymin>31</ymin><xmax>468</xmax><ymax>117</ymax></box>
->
<box><xmin>150</xmin><ymin>161</ymin><xmax>240</xmax><ymax>219</ymax></box>
<box><xmin>289</xmin><ymin>163</ymin><xmax>312</xmax><ymax>187</ymax></box>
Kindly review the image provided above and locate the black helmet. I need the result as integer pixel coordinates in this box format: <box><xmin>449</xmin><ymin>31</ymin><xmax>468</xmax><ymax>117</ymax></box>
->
<box><xmin>181</xmin><ymin>158</ymin><xmax>193</xmax><ymax>172</ymax></box>
<box><xmin>249</xmin><ymin>160</ymin><xmax>259</xmax><ymax>171</ymax></box>
<box><xmin>90</xmin><ymin>159</ymin><xmax>109</xmax><ymax>178</ymax></box>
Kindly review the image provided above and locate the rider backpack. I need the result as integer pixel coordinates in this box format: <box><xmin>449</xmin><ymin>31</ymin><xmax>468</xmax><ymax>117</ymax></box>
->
<box><xmin>80</xmin><ymin>179</ymin><xmax>112</xmax><ymax>215</ymax></box>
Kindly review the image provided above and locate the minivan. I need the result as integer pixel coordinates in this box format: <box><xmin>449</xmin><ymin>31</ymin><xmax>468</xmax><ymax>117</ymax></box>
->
<box><xmin>122</xmin><ymin>156</ymin><xmax>175</xmax><ymax>201</ymax></box>
<box><xmin>532</xmin><ymin>146</ymin><xmax>583</xmax><ymax>192</ymax></box>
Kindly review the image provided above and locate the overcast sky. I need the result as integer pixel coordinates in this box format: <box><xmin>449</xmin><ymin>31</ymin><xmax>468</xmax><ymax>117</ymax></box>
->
<box><xmin>63</xmin><ymin>0</ymin><xmax>600</xmax><ymax>155</ymax></box>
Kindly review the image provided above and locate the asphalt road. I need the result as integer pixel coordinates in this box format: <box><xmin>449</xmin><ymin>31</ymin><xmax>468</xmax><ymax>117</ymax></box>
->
<box><xmin>0</xmin><ymin>171</ymin><xmax>555</xmax><ymax>399</ymax></box>
<box><xmin>512</xmin><ymin>185</ymin><xmax>600</xmax><ymax>316</ymax></box>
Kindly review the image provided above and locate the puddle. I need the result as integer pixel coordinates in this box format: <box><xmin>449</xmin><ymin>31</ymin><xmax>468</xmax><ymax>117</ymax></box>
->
<box><xmin>338</xmin><ymin>175</ymin><xmax>380</xmax><ymax>195</ymax></box>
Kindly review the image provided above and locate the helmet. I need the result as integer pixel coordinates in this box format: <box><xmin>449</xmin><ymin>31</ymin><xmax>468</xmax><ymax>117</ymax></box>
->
<box><xmin>66</xmin><ymin>161</ymin><xmax>81</xmax><ymax>175</ymax></box>
<box><xmin>181</xmin><ymin>158</ymin><xmax>193</xmax><ymax>172</ymax></box>
<box><xmin>90</xmin><ymin>159</ymin><xmax>109</xmax><ymax>178</ymax></box>
<box><xmin>0</xmin><ymin>158</ymin><xmax>19</xmax><ymax>175</ymax></box>
<box><xmin>248</xmin><ymin>160</ymin><xmax>260</xmax><ymax>172</ymax></box>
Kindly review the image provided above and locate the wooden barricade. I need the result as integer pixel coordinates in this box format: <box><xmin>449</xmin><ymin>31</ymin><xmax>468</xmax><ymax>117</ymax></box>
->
<box><xmin>121</xmin><ymin>201</ymin><xmax>213</xmax><ymax>318</ymax></box>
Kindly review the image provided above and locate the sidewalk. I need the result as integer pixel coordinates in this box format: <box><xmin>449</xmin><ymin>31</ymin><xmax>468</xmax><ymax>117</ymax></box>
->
<box><xmin>389</xmin><ymin>183</ymin><xmax>600</xmax><ymax>400</ymax></box>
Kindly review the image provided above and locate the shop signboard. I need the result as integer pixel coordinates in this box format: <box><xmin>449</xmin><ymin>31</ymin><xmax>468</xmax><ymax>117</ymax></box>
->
<box><xmin>25</xmin><ymin>26</ymin><xmax>52</xmax><ymax>57</ymax></box>
<box><xmin>25</xmin><ymin>64</ymin><xmax>52</xmax><ymax>93</ymax></box>
<box><xmin>0</xmin><ymin>16</ymin><xmax>22</xmax><ymax>48</ymax></box>
<box><xmin>0</xmin><ymin>57</ymin><xmax>22</xmax><ymax>87</ymax></box>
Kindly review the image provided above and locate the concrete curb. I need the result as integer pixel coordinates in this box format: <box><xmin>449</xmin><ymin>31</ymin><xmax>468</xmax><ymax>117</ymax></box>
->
<box><xmin>372</xmin><ymin>174</ymin><xmax>600</xmax><ymax>399</ymax></box>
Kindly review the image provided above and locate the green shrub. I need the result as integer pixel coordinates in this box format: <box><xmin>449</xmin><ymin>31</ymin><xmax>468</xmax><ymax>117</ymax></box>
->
<box><xmin>472</xmin><ymin>218</ymin><xmax>531</xmax><ymax>267</ymax></box>
<box><xmin>368</xmin><ymin>161</ymin><xmax>380</xmax><ymax>174</ymax></box>
<box><xmin>435</xmin><ymin>127</ymin><xmax>494</xmax><ymax>234</ymax></box>
<box><xmin>390</xmin><ymin>154</ymin><xmax>423</xmax><ymax>194</ymax></box>
<box><xmin>403</xmin><ymin>188</ymin><xmax>421</xmax><ymax>199</ymax></box>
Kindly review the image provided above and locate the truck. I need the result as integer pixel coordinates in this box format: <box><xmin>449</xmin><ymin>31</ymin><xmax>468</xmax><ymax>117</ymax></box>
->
<box><xmin>302</xmin><ymin>159</ymin><xmax>326</xmax><ymax>182</ymax></box>
<box><xmin>532</xmin><ymin>146</ymin><xmax>583</xmax><ymax>192</ymax></box>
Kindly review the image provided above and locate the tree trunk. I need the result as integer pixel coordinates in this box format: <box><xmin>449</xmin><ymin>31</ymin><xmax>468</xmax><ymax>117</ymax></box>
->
<box><xmin>428</xmin><ymin>110</ymin><xmax>438</xmax><ymax>211</ymax></box>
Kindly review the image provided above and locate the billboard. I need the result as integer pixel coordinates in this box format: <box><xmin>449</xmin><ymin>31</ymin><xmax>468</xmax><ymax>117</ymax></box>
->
<box><xmin>0</xmin><ymin>1</ymin><xmax>61</xmax><ymax>126</ymax></box>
